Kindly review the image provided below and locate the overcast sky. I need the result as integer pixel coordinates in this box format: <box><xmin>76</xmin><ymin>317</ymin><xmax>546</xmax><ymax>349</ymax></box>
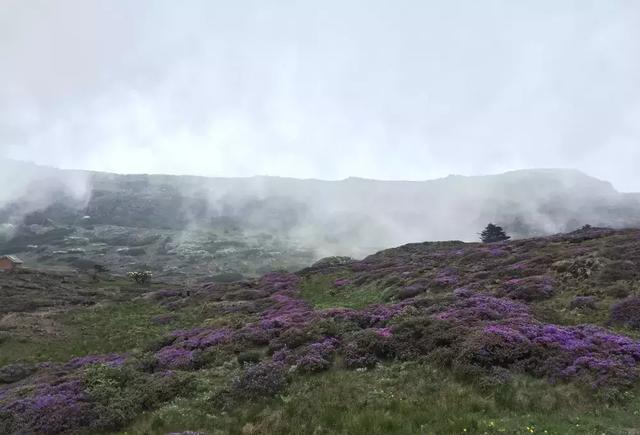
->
<box><xmin>1</xmin><ymin>0</ymin><xmax>639</xmax><ymax>191</ymax></box>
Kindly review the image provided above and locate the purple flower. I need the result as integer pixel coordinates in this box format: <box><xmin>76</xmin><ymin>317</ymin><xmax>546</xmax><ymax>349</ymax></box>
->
<box><xmin>433</xmin><ymin>268</ymin><xmax>459</xmax><ymax>286</ymax></box>
<box><xmin>155</xmin><ymin>347</ymin><xmax>196</xmax><ymax>369</ymax></box>
<box><xmin>0</xmin><ymin>379</ymin><xmax>91</xmax><ymax>433</ymax></box>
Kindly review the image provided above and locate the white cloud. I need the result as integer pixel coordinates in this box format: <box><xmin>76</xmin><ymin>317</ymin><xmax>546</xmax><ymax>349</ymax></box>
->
<box><xmin>1</xmin><ymin>0</ymin><xmax>639</xmax><ymax>190</ymax></box>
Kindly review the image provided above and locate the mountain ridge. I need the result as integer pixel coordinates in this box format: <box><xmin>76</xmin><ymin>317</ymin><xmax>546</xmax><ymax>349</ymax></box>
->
<box><xmin>1</xmin><ymin>159</ymin><xmax>639</xmax><ymax>282</ymax></box>
<box><xmin>0</xmin><ymin>158</ymin><xmax>621</xmax><ymax>187</ymax></box>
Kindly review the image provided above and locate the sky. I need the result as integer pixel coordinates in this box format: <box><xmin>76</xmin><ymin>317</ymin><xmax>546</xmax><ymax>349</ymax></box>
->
<box><xmin>1</xmin><ymin>0</ymin><xmax>639</xmax><ymax>191</ymax></box>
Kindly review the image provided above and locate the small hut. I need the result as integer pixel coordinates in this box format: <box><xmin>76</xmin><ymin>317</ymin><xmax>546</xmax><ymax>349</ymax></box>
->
<box><xmin>0</xmin><ymin>255</ymin><xmax>24</xmax><ymax>272</ymax></box>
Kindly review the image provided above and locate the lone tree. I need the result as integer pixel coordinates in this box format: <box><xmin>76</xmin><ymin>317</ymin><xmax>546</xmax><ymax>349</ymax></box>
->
<box><xmin>127</xmin><ymin>270</ymin><xmax>152</xmax><ymax>285</ymax></box>
<box><xmin>480</xmin><ymin>223</ymin><xmax>511</xmax><ymax>243</ymax></box>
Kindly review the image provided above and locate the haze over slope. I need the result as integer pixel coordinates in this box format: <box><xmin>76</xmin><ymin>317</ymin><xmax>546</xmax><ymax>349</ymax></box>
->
<box><xmin>1</xmin><ymin>160</ymin><xmax>639</xmax><ymax>281</ymax></box>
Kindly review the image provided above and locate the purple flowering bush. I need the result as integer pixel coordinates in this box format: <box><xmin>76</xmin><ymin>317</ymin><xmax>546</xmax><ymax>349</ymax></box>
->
<box><xmin>155</xmin><ymin>347</ymin><xmax>198</xmax><ymax>369</ymax></box>
<box><xmin>0</xmin><ymin>359</ymin><xmax>192</xmax><ymax>433</ymax></box>
<box><xmin>432</xmin><ymin>268</ymin><xmax>459</xmax><ymax>288</ymax></box>
<box><xmin>381</xmin><ymin>290</ymin><xmax>640</xmax><ymax>394</ymax></box>
<box><xmin>291</xmin><ymin>337</ymin><xmax>340</xmax><ymax>373</ymax></box>
<box><xmin>0</xmin><ymin>378</ymin><xmax>93</xmax><ymax>434</ymax></box>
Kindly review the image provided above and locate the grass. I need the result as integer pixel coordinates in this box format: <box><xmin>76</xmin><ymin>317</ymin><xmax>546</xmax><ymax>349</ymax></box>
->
<box><xmin>119</xmin><ymin>361</ymin><xmax>640</xmax><ymax>435</ymax></box>
<box><xmin>299</xmin><ymin>275</ymin><xmax>386</xmax><ymax>309</ymax></box>
<box><xmin>4</xmin><ymin>230</ymin><xmax>640</xmax><ymax>433</ymax></box>
<box><xmin>0</xmin><ymin>300</ymin><xmax>204</xmax><ymax>366</ymax></box>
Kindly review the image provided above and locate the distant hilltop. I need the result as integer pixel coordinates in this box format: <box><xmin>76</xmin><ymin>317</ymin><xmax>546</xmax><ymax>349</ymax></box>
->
<box><xmin>1</xmin><ymin>158</ymin><xmax>639</xmax><ymax>248</ymax></box>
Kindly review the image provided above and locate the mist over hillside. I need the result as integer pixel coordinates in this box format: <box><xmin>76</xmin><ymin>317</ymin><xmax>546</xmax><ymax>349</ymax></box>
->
<box><xmin>1</xmin><ymin>159</ymin><xmax>639</xmax><ymax>282</ymax></box>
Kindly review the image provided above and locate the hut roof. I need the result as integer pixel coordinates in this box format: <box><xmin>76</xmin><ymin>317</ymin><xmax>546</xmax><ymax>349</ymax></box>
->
<box><xmin>1</xmin><ymin>255</ymin><xmax>23</xmax><ymax>264</ymax></box>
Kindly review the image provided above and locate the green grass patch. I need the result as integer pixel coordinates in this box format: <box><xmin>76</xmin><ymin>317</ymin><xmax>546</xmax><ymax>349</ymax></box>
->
<box><xmin>299</xmin><ymin>275</ymin><xmax>385</xmax><ymax>309</ymax></box>
<box><xmin>118</xmin><ymin>362</ymin><xmax>640</xmax><ymax>434</ymax></box>
<box><xmin>0</xmin><ymin>301</ymin><xmax>202</xmax><ymax>366</ymax></box>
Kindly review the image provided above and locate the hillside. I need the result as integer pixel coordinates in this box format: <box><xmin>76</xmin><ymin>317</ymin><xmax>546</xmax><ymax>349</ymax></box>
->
<box><xmin>1</xmin><ymin>160</ymin><xmax>640</xmax><ymax>283</ymax></box>
<box><xmin>2</xmin><ymin>226</ymin><xmax>640</xmax><ymax>433</ymax></box>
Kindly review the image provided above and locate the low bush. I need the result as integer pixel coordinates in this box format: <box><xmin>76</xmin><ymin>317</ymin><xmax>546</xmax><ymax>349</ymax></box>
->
<box><xmin>498</xmin><ymin>276</ymin><xmax>555</xmax><ymax>302</ymax></box>
<box><xmin>599</xmin><ymin>260</ymin><xmax>638</xmax><ymax>283</ymax></box>
<box><xmin>397</xmin><ymin>283</ymin><xmax>427</xmax><ymax>300</ymax></box>
<box><xmin>341</xmin><ymin>329</ymin><xmax>395</xmax><ymax>368</ymax></box>
<box><xmin>604</xmin><ymin>281</ymin><xmax>632</xmax><ymax>298</ymax></box>
<box><xmin>0</xmin><ymin>363</ymin><xmax>35</xmax><ymax>384</ymax></box>
<box><xmin>237</xmin><ymin>350</ymin><xmax>262</xmax><ymax>365</ymax></box>
<box><xmin>454</xmin><ymin>326</ymin><xmax>533</xmax><ymax>369</ymax></box>
<box><xmin>84</xmin><ymin>364</ymin><xmax>193</xmax><ymax>430</ymax></box>
<box><xmin>231</xmin><ymin>361</ymin><xmax>288</xmax><ymax>399</ymax></box>
<box><xmin>569</xmin><ymin>296</ymin><xmax>597</xmax><ymax>310</ymax></box>
<box><xmin>269</xmin><ymin>327</ymin><xmax>320</xmax><ymax>351</ymax></box>
<box><xmin>609</xmin><ymin>297</ymin><xmax>640</xmax><ymax>329</ymax></box>
<box><xmin>0</xmin><ymin>378</ymin><xmax>94</xmax><ymax>434</ymax></box>
<box><xmin>391</xmin><ymin>316</ymin><xmax>460</xmax><ymax>360</ymax></box>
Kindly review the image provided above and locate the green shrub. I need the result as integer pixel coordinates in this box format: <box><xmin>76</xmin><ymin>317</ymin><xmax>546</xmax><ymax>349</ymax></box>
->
<box><xmin>341</xmin><ymin>329</ymin><xmax>395</xmax><ymax>369</ymax></box>
<box><xmin>231</xmin><ymin>362</ymin><xmax>288</xmax><ymax>399</ymax></box>
<box><xmin>83</xmin><ymin>364</ymin><xmax>193</xmax><ymax>430</ymax></box>
<box><xmin>127</xmin><ymin>271</ymin><xmax>152</xmax><ymax>285</ymax></box>
<box><xmin>391</xmin><ymin>317</ymin><xmax>460</xmax><ymax>361</ymax></box>
<box><xmin>604</xmin><ymin>281</ymin><xmax>632</xmax><ymax>298</ymax></box>
<box><xmin>599</xmin><ymin>261</ymin><xmax>638</xmax><ymax>283</ymax></box>
<box><xmin>237</xmin><ymin>350</ymin><xmax>262</xmax><ymax>365</ymax></box>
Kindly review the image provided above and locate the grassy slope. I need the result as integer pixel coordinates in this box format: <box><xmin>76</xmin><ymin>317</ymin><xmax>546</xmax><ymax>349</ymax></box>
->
<box><xmin>118</xmin><ymin>230</ymin><xmax>640</xmax><ymax>434</ymax></box>
<box><xmin>122</xmin><ymin>362</ymin><xmax>640</xmax><ymax>435</ymax></box>
<box><xmin>2</xmin><ymin>228</ymin><xmax>640</xmax><ymax>434</ymax></box>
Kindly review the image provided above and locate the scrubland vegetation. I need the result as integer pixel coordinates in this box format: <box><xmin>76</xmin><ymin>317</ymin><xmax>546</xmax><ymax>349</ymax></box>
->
<box><xmin>2</xmin><ymin>226</ymin><xmax>640</xmax><ymax>434</ymax></box>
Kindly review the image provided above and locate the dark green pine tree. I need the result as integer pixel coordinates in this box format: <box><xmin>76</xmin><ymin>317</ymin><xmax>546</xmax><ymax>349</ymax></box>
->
<box><xmin>480</xmin><ymin>223</ymin><xmax>511</xmax><ymax>243</ymax></box>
